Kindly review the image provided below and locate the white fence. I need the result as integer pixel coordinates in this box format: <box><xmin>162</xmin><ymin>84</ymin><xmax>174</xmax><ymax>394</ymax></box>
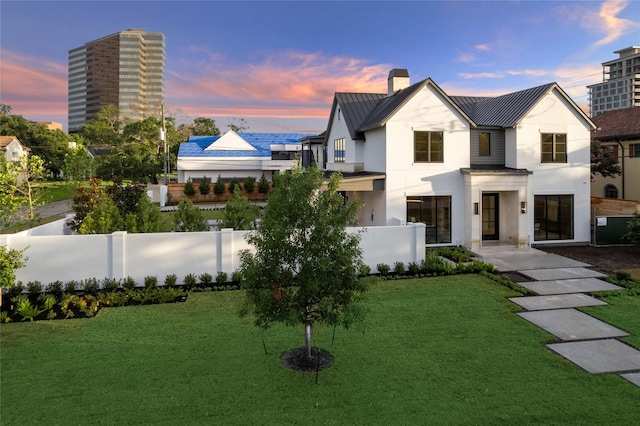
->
<box><xmin>1</xmin><ymin>219</ymin><xmax>426</xmax><ymax>286</ymax></box>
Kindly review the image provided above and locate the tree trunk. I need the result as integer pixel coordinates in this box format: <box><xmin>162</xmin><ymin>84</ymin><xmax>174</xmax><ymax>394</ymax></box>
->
<box><xmin>305</xmin><ymin>323</ymin><xmax>312</xmax><ymax>360</ymax></box>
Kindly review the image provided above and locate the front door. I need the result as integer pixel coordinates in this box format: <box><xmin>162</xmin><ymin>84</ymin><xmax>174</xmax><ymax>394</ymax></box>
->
<box><xmin>482</xmin><ymin>193</ymin><xmax>499</xmax><ymax>240</ymax></box>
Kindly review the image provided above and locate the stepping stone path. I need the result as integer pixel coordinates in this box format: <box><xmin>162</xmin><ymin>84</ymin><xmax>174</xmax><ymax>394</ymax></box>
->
<box><xmin>477</xmin><ymin>249</ymin><xmax>640</xmax><ymax>387</ymax></box>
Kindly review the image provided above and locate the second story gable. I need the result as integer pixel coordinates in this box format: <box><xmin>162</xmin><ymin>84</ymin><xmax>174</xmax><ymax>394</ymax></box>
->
<box><xmin>0</xmin><ymin>136</ymin><xmax>30</xmax><ymax>162</ymax></box>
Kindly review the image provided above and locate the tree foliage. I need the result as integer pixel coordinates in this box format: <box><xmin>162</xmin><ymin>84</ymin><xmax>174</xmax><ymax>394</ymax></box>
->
<box><xmin>191</xmin><ymin>117</ymin><xmax>220</xmax><ymax>136</ymax></box>
<box><xmin>239</xmin><ymin>166</ymin><xmax>368</xmax><ymax>359</ymax></box>
<box><xmin>0</xmin><ymin>154</ymin><xmax>46</xmax><ymax>226</ymax></box>
<box><xmin>219</xmin><ymin>187</ymin><xmax>259</xmax><ymax>230</ymax></box>
<box><xmin>62</xmin><ymin>145</ymin><xmax>95</xmax><ymax>181</ymax></box>
<box><xmin>591</xmin><ymin>140</ymin><xmax>622</xmax><ymax>178</ymax></box>
<box><xmin>78</xmin><ymin>195</ymin><xmax>123</xmax><ymax>234</ymax></box>
<box><xmin>0</xmin><ymin>246</ymin><xmax>27</xmax><ymax>289</ymax></box>
<box><xmin>623</xmin><ymin>212</ymin><xmax>640</xmax><ymax>246</ymax></box>
<box><xmin>172</xmin><ymin>199</ymin><xmax>208</xmax><ymax>232</ymax></box>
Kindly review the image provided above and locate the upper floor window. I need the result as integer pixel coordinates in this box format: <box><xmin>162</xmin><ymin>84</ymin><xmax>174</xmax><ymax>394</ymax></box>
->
<box><xmin>414</xmin><ymin>131</ymin><xmax>443</xmax><ymax>163</ymax></box>
<box><xmin>603</xmin><ymin>145</ymin><xmax>619</xmax><ymax>163</ymax></box>
<box><xmin>541</xmin><ymin>133</ymin><xmax>567</xmax><ymax>163</ymax></box>
<box><xmin>479</xmin><ymin>133</ymin><xmax>491</xmax><ymax>156</ymax></box>
<box><xmin>630</xmin><ymin>144</ymin><xmax>640</xmax><ymax>158</ymax></box>
<box><xmin>334</xmin><ymin>138</ymin><xmax>345</xmax><ymax>163</ymax></box>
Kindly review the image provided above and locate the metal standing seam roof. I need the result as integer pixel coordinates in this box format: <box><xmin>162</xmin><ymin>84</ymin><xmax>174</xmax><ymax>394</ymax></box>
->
<box><xmin>332</xmin><ymin>93</ymin><xmax>386</xmax><ymax>140</ymax></box>
<box><xmin>178</xmin><ymin>132</ymin><xmax>315</xmax><ymax>158</ymax></box>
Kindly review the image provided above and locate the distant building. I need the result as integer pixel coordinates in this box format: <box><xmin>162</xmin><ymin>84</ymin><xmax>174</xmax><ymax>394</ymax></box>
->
<box><xmin>588</xmin><ymin>46</ymin><xmax>640</xmax><ymax>117</ymax></box>
<box><xmin>35</xmin><ymin>121</ymin><xmax>63</xmax><ymax>131</ymax></box>
<box><xmin>590</xmin><ymin>107</ymin><xmax>640</xmax><ymax>203</ymax></box>
<box><xmin>0</xmin><ymin>136</ymin><xmax>30</xmax><ymax>162</ymax></box>
<box><xmin>68</xmin><ymin>29</ymin><xmax>165</xmax><ymax>133</ymax></box>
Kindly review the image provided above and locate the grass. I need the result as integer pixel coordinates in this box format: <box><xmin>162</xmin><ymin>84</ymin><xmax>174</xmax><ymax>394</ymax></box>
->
<box><xmin>1</xmin><ymin>275</ymin><xmax>638</xmax><ymax>424</ymax></box>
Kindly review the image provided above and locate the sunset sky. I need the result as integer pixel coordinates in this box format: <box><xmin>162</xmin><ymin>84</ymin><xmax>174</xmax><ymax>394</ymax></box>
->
<box><xmin>1</xmin><ymin>0</ymin><xmax>639</xmax><ymax>133</ymax></box>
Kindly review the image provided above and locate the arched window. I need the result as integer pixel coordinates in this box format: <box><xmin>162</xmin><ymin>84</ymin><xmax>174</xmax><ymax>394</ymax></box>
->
<box><xmin>604</xmin><ymin>184</ymin><xmax>618</xmax><ymax>198</ymax></box>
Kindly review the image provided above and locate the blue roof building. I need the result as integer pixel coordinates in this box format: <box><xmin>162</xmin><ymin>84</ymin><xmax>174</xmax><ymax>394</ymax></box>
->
<box><xmin>177</xmin><ymin>130</ymin><xmax>315</xmax><ymax>183</ymax></box>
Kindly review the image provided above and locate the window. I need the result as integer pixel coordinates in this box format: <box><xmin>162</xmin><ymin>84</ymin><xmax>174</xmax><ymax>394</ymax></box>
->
<box><xmin>604</xmin><ymin>184</ymin><xmax>618</xmax><ymax>198</ymax></box>
<box><xmin>603</xmin><ymin>145</ymin><xmax>619</xmax><ymax>163</ymax></box>
<box><xmin>541</xmin><ymin>133</ymin><xmax>567</xmax><ymax>163</ymax></box>
<box><xmin>414</xmin><ymin>131</ymin><xmax>443</xmax><ymax>163</ymax></box>
<box><xmin>630</xmin><ymin>144</ymin><xmax>640</xmax><ymax>158</ymax></box>
<box><xmin>406</xmin><ymin>196</ymin><xmax>451</xmax><ymax>244</ymax></box>
<box><xmin>534</xmin><ymin>195</ymin><xmax>574</xmax><ymax>241</ymax></box>
<box><xmin>479</xmin><ymin>132</ymin><xmax>491</xmax><ymax>156</ymax></box>
<box><xmin>334</xmin><ymin>138</ymin><xmax>345</xmax><ymax>163</ymax></box>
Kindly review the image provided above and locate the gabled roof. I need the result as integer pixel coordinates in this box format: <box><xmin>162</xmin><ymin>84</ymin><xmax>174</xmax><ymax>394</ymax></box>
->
<box><xmin>327</xmin><ymin>93</ymin><xmax>386</xmax><ymax>140</ymax></box>
<box><xmin>179</xmin><ymin>132</ymin><xmax>315</xmax><ymax>158</ymax></box>
<box><xmin>358</xmin><ymin>78</ymin><xmax>476</xmax><ymax>132</ymax></box>
<box><xmin>592</xmin><ymin>107</ymin><xmax>640</xmax><ymax>141</ymax></box>
<box><xmin>0</xmin><ymin>136</ymin><xmax>29</xmax><ymax>151</ymax></box>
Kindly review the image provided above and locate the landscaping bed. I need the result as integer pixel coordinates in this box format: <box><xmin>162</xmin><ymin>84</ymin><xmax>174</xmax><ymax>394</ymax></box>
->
<box><xmin>538</xmin><ymin>245</ymin><xmax>640</xmax><ymax>275</ymax></box>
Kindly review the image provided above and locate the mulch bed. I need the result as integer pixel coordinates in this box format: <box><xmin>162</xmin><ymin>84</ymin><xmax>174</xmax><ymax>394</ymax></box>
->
<box><xmin>280</xmin><ymin>347</ymin><xmax>334</xmax><ymax>372</ymax></box>
<box><xmin>538</xmin><ymin>245</ymin><xmax>640</xmax><ymax>275</ymax></box>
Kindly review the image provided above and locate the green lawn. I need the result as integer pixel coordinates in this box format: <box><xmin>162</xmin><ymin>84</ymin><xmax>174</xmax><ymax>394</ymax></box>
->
<box><xmin>1</xmin><ymin>276</ymin><xmax>638</xmax><ymax>424</ymax></box>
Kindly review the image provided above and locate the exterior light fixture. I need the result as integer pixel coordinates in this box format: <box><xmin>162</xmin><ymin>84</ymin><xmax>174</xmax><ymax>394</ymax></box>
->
<box><xmin>474</xmin><ymin>202</ymin><xmax>479</xmax><ymax>215</ymax></box>
<box><xmin>521</xmin><ymin>201</ymin><xmax>527</xmax><ymax>214</ymax></box>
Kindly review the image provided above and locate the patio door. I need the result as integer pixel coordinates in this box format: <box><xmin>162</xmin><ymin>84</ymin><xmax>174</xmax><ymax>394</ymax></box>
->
<box><xmin>482</xmin><ymin>193</ymin><xmax>499</xmax><ymax>240</ymax></box>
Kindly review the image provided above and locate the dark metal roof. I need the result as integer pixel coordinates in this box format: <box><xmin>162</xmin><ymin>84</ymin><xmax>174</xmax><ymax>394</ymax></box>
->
<box><xmin>448</xmin><ymin>96</ymin><xmax>491</xmax><ymax>118</ymax></box>
<box><xmin>455</xmin><ymin>83</ymin><xmax>556</xmax><ymax>127</ymax></box>
<box><xmin>333</xmin><ymin>92</ymin><xmax>386</xmax><ymax>140</ymax></box>
<box><xmin>592</xmin><ymin>107</ymin><xmax>640</xmax><ymax>141</ymax></box>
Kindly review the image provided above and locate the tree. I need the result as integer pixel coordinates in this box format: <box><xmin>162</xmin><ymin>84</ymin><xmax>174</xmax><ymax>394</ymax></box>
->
<box><xmin>192</xmin><ymin>117</ymin><xmax>220</xmax><ymax>136</ymax></box>
<box><xmin>62</xmin><ymin>145</ymin><xmax>95</xmax><ymax>181</ymax></box>
<box><xmin>172</xmin><ymin>199</ymin><xmax>208</xmax><ymax>232</ymax></box>
<box><xmin>69</xmin><ymin>178</ymin><xmax>103</xmax><ymax>231</ymax></box>
<box><xmin>591</xmin><ymin>140</ymin><xmax>622</xmax><ymax>178</ymax></box>
<box><xmin>239</xmin><ymin>166</ymin><xmax>368</xmax><ymax>364</ymax></box>
<box><xmin>219</xmin><ymin>186</ymin><xmax>259</xmax><ymax>230</ymax></box>
<box><xmin>78</xmin><ymin>195</ymin><xmax>123</xmax><ymax>234</ymax></box>
<box><xmin>199</xmin><ymin>176</ymin><xmax>211</xmax><ymax>195</ymax></box>
<box><xmin>227</xmin><ymin>118</ymin><xmax>249</xmax><ymax>132</ymax></box>
<box><xmin>80</xmin><ymin>105</ymin><xmax>123</xmax><ymax>146</ymax></box>
<box><xmin>123</xmin><ymin>193</ymin><xmax>160</xmax><ymax>233</ymax></box>
<box><xmin>0</xmin><ymin>155</ymin><xmax>46</xmax><ymax>226</ymax></box>
<box><xmin>622</xmin><ymin>212</ymin><xmax>640</xmax><ymax>245</ymax></box>
<box><xmin>0</xmin><ymin>246</ymin><xmax>27</xmax><ymax>289</ymax></box>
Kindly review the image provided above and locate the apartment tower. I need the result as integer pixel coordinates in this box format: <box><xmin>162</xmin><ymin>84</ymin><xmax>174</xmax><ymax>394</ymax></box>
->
<box><xmin>587</xmin><ymin>46</ymin><xmax>640</xmax><ymax>117</ymax></box>
<box><xmin>68</xmin><ymin>29</ymin><xmax>165</xmax><ymax>133</ymax></box>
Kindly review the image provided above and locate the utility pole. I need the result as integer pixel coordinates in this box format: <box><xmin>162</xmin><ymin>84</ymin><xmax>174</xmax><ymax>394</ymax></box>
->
<box><xmin>160</xmin><ymin>103</ymin><xmax>168</xmax><ymax>185</ymax></box>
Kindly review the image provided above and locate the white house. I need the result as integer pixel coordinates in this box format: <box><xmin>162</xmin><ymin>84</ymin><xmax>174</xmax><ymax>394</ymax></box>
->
<box><xmin>177</xmin><ymin>131</ymin><xmax>315</xmax><ymax>183</ymax></box>
<box><xmin>323</xmin><ymin>69</ymin><xmax>596</xmax><ymax>250</ymax></box>
<box><xmin>0</xmin><ymin>136</ymin><xmax>30</xmax><ymax>162</ymax></box>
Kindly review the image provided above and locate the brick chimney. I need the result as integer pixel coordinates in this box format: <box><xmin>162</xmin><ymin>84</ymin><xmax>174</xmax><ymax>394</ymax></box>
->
<box><xmin>388</xmin><ymin>68</ymin><xmax>410</xmax><ymax>95</ymax></box>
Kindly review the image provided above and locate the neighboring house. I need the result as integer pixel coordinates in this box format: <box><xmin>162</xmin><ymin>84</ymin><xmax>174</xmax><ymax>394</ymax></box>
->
<box><xmin>0</xmin><ymin>136</ymin><xmax>30</xmax><ymax>162</ymax></box>
<box><xmin>322</xmin><ymin>69</ymin><xmax>596</xmax><ymax>250</ymax></box>
<box><xmin>590</xmin><ymin>107</ymin><xmax>640</xmax><ymax>203</ymax></box>
<box><xmin>177</xmin><ymin>130</ymin><xmax>314</xmax><ymax>183</ymax></box>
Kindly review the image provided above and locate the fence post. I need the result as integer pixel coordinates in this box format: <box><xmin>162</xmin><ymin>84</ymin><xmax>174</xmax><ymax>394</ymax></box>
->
<box><xmin>218</xmin><ymin>228</ymin><xmax>234</xmax><ymax>276</ymax></box>
<box><xmin>111</xmin><ymin>231</ymin><xmax>127</xmax><ymax>282</ymax></box>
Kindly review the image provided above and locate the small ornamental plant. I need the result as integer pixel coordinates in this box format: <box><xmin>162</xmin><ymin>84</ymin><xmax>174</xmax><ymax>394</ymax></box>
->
<box><xmin>376</xmin><ymin>263</ymin><xmax>390</xmax><ymax>276</ymax></box>
<box><xmin>258</xmin><ymin>174</ymin><xmax>269</xmax><ymax>194</ymax></box>
<box><xmin>243</xmin><ymin>177</ymin><xmax>255</xmax><ymax>194</ymax></box>
<box><xmin>183</xmin><ymin>179</ymin><xmax>196</xmax><ymax>196</ymax></box>
<box><xmin>215</xmin><ymin>271</ymin><xmax>228</xmax><ymax>285</ymax></box>
<box><xmin>214</xmin><ymin>175</ymin><xmax>226</xmax><ymax>195</ymax></box>
<box><xmin>199</xmin><ymin>176</ymin><xmax>211</xmax><ymax>195</ymax></box>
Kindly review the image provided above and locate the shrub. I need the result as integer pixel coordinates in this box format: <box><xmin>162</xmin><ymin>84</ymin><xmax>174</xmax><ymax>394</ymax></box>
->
<box><xmin>183</xmin><ymin>179</ymin><xmax>196</xmax><ymax>196</ymax></box>
<box><xmin>407</xmin><ymin>262</ymin><xmax>421</xmax><ymax>276</ymax></box>
<box><xmin>164</xmin><ymin>274</ymin><xmax>178</xmax><ymax>288</ymax></box>
<box><xmin>228</xmin><ymin>178</ymin><xmax>240</xmax><ymax>194</ymax></box>
<box><xmin>82</xmin><ymin>278</ymin><xmax>100</xmax><ymax>296</ymax></box>
<box><xmin>102</xmin><ymin>277</ymin><xmax>120</xmax><ymax>293</ymax></box>
<box><xmin>172</xmin><ymin>199</ymin><xmax>208</xmax><ymax>232</ymax></box>
<box><xmin>214</xmin><ymin>175</ymin><xmax>226</xmax><ymax>195</ymax></box>
<box><xmin>215</xmin><ymin>271</ymin><xmax>228</xmax><ymax>284</ymax></box>
<box><xmin>15</xmin><ymin>298</ymin><xmax>41</xmax><ymax>322</ymax></box>
<box><xmin>6</xmin><ymin>282</ymin><xmax>23</xmax><ymax>299</ymax></box>
<box><xmin>183</xmin><ymin>273</ymin><xmax>197</xmax><ymax>289</ymax></box>
<box><xmin>122</xmin><ymin>276</ymin><xmax>136</xmax><ymax>290</ymax></box>
<box><xmin>46</xmin><ymin>280</ymin><xmax>64</xmax><ymax>298</ymax></box>
<box><xmin>26</xmin><ymin>280</ymin><xmax>43</xmax><ymax>295</ymax></box>
<box><xmin>231</xmin><ymin>270</ymin><xmax>243</xmax><ymax>283</ymax></box>
<box><xmin>358</xmin><ymin>263</ymin><xmax>371</xmax><ymax>277</ymax></box>
<box><xmin>199</xmin><ymin>273</ymin><xmax>213</xmax><ymax>286</ymax></box>
<box><xmin>199</xmin><ymin>176</ymin><xmax>211</xmax><ymax>195</ymax></box>
<box><xmin>40</xmin><ymin>294</ymin><xmax>57</xmax><ymax>311</ymax></box>
<box><xmin>243</xmin><ymin>177</ymin><xmax>255</xmax><ymax>193</ymax></box>
<box><xmin>144</xmin><ymin>275</ymin><xmax>158</xmax><ymax>290</ymax></box>
<box><xmin>258</xmin><ymin>174</ymin><xmax>269</xmax><ymax>194</ymax></box>
<box><xmin>393</xmin><ymin>261</ymin><xmax>405</xmax><ymax>275</ymax></box>
<box><xmin>376</xmin><ymin>263</ymin><xmax>390</xmax><ymax>276</ymax></box>
<box><xmin>218</xmin><ymin>186</ymin><xmax>260</xmax><ymax>230</ymax></box>
<box><xmin>64</xmin><ymin>280</ymin><xmax>78</xmax><ymax>294</ymax></box>
<box><xmin>615</xmin><ymin>270</ymin><xmax>632</xmax><ymax>282</ymax></box>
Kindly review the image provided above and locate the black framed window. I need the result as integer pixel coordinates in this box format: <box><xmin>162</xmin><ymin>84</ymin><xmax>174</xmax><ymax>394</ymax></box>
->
<box><xmin>541</xmin><ymin>133</ymin><xmax>567</xmax><ymax>163</ymax></box>
<box><xmin>534</xmin><ymin>195</ymin><xmax>574</xmax><ymax>241</ymax></box>
<box><xmin>479</xmin><ymin>132</ymin><xmax>491</xmax><ymax>156</ymax></box>
<box><xmin>414</xmin><ymin>131</ymin><xmax>443</xmax><ymax>163</ymax></box>
<box><xmin>407</xmin><ymin>196</ymin><xmax>451</xmax><ymax>244</ymax></box>
<box><xmin>604</xmin><ymin>184</ymin><xmax>618</xmax><ymax>198</ymax></box>
<box><xmin>334</xmin><ymin>138</ymin><xmax>345</xmax><ymax>163</ymax></box>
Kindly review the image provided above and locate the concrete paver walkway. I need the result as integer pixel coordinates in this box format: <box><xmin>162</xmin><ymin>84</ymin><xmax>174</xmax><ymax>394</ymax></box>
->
<box><xmin>473</xmin><ymin>243</ymin><xmax>640</xmax><ymax>387</ymax></box>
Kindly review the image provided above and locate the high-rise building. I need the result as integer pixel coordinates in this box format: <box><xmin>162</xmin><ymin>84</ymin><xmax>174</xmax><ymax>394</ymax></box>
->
<box><xmin>587</xmin><ymin>46</ymin><xmax>640</xmax><ymax>117</ymax></box>
<box><xmin>68</xmin><ymin>29</ymin><xmax>165</xmax><ymax>133</ymax></box>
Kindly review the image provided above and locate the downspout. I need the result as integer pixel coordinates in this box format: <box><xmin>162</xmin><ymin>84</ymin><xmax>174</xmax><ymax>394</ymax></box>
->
<box><xmin>614</xmin><ymin>140</ymin><xmax>625</xmax><ymax>199</ymax></box>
